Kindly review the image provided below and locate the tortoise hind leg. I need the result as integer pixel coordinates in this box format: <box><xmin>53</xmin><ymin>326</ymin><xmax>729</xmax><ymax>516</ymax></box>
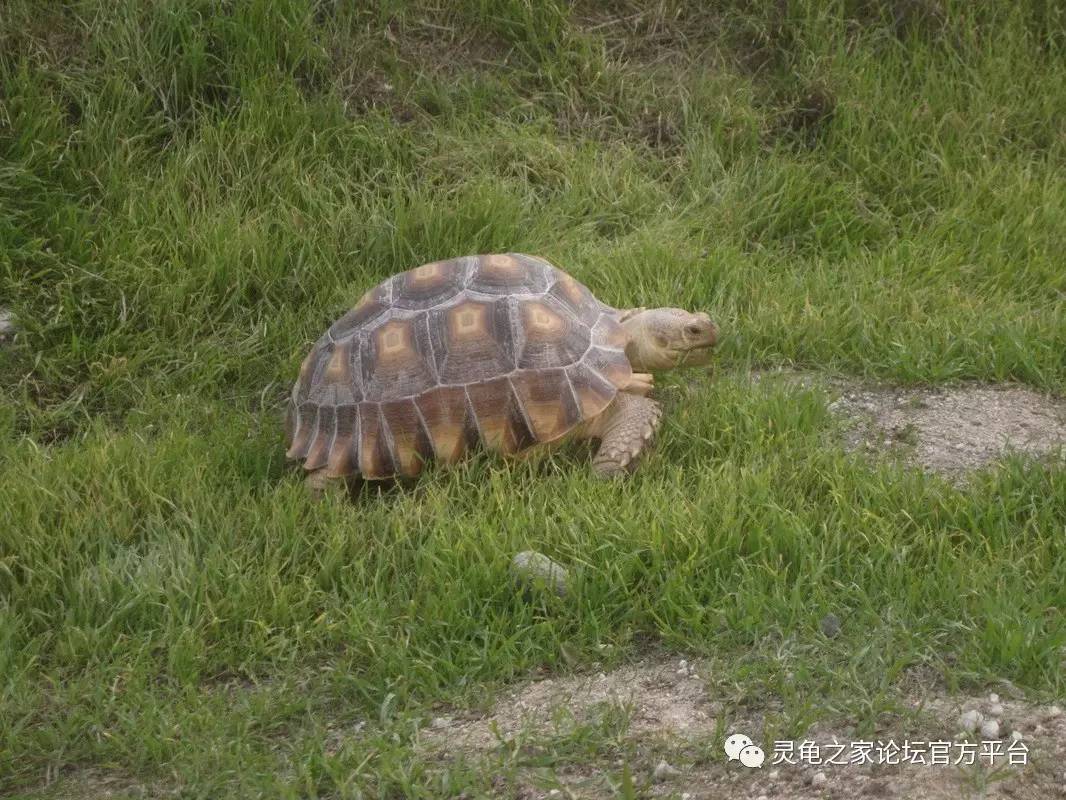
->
<box><xmin>590</xmin><ymin>393</ymin><xmax>662</xmax><ymax>478</ymax></box>
<box><xmin>304</xmin><ymin>468</ymin><xmax>354</xmax><ymax>499</ymax></box>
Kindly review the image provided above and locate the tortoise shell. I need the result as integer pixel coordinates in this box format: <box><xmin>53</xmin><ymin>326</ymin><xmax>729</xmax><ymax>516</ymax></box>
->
<box><xmin>285</xmin><ymin>253</ymin><xmax>632</xmax><ymax>479</ymax></box>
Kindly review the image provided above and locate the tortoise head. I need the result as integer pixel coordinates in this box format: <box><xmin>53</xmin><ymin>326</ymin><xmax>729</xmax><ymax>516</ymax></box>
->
<box><xmin>619</xmin><ymin>307</ymin><xmax>719</xmax><ymax>370</ymax></box>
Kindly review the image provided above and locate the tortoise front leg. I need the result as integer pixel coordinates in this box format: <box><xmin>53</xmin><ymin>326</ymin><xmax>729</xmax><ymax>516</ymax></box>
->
<box><xmin>591</xmin><ymin>393</ymin><xmax>663</xmax><ymax>478</ymax></box>
<box><xmin>624</xmin><ymin>372</ymin><xmax>654</xmax><ymax>396</ymax></box>
<box><xmin>304</xmin><ymin>468</ymin><xmax>352</xmax><ymax>499</ymax></box>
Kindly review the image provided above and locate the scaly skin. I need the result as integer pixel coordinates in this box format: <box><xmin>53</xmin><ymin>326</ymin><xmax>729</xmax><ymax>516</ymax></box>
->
<box><xmin>589</xmin><ymin>392</ymin><xmax>663</xmax><ymax>478</ymax></box>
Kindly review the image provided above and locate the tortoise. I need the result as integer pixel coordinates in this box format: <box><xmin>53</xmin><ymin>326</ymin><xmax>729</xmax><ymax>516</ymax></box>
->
<box><xmin>286</xmin><ymin>253</ymin><xmax>718</xmax><ymax>491</ymax></box>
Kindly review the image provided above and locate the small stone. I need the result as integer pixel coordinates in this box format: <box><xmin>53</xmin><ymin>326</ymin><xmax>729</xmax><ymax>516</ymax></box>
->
<box><xmin>819</xmin><ymin>613</ymin><xmax>842</xmax><ymax>638</ymax></box>
<box><xmin>958</xmin><ymin>709</ymin><xmax>983</xmax><ymax>733</ymax></box>
<box><xmin>980</xmin><ymin>718</ymin><xmax>1000</xmax><ymax>739</ymax></box>
<box><xmin>810</xmin><ymin>771</ymin><xmax>827</xmax><ymax>787</ymax></box>
<box><xmin>989</xmin><ymin>703</ymin><xmax>1005</xmax><ymax>717</ymax></box>
<box><xmin>0</xmin><ymin>309</ymin><xmax>17</xmax><ymax>345</ymax></box>
<box><xmin>510</xmin><ymin>551</ymin><xmax>569</xmax><ymax>596</ymax></box>
<box><xmin>547</xmin><ymin>791</ymin><xmax>562</xmax><ymax>798</ymax></box>
<box><xmin>1011</xmin><ymin>730</ymin><xmax>1023</xmax><ymax>742</ymax></box>
<box><xmin>756</xmin><ymin>795</ymin><xmax>768</xmax><ymax>800</ymax></box>
<box><xmin>430</xmin><ymin>716</ymin><xmax>449</xmax><ymax>729</ymax></box>
<box><xmin>769</xmin><ymin>769</ymin><xmax>780</xmax><ymax>781</ymax></box>
<box><xmin>653</xmin><ymin>760</ymin><xmax>681</xmax><ymax>782</ymax></box>
<box><xmin>989</xmin><ymin>693</ymin><xmax>1000</xmax><ymax>703</ymax></box>
<box><xmin>1047</xmin><ymin>705</ymin><xmax>1063</xmax><ymax>719</ymax></box>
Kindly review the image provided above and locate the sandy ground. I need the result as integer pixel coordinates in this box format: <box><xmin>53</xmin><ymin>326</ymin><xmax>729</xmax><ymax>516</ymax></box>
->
<box><xmin>422</xmin><ymin>658</ymin><xmax>1066</xmax><ymax>799</ymax></box>
<box><xmin>756</xmin><ymin>370</ymin><xmax>1066</xmax><ymax>478</ymax></box>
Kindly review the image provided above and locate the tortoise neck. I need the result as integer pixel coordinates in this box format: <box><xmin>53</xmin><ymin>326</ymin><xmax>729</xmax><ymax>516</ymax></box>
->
<box><xmin>620</xmin><ymin>310</ymin><xmax>655</xmax><ymax>371</ymax></box>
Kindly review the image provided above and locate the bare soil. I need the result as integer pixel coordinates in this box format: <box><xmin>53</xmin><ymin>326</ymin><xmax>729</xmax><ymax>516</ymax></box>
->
<box><xmin>832</xmin><ymin>384</ymin><xmax>1066</xmax><ymax>477</ymax></box>
<box><xmin>757</xmin><ymin>370</ymin><xmax>1066</xmax><ymax>478</ymax></box>
<box><xmin>423</xmin><ymin>658</ymin><xmax>1066</xmax><ymax>799</ymax></box>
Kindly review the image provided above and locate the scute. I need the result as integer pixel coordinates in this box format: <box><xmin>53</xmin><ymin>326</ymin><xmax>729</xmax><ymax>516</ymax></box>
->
<box><xmin>286</xmin><ymin>253</ymin><xmax>632</xmax><ymax>479</ymax></box>
<box><xmin>514</xmin><ymin>295</ymin><xmax>590</xmax><ymax>370</ymax></box>
<box><xmin>390</xmin><ymin>258</ymin><xmax>465</xmax><ymax>310</ymax></box>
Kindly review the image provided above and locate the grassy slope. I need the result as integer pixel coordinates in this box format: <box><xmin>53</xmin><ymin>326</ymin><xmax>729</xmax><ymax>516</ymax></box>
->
<box><xmin>1</xmin><ymin>0</ymin><xmax>1065</xmax><ymax>796</ymax></box>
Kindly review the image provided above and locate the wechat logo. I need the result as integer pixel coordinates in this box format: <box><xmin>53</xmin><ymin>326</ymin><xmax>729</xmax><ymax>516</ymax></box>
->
<box><xmin>725</xmin><ymin>732</ymin><xmax>766</xmax><ymax>768</ymax></box>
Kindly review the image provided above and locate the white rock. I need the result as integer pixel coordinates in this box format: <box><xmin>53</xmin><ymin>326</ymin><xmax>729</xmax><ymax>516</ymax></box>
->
<box><xmin>430</xmin><ymin>716</ymin><xmax>449</xmax><ymax>729</ymax></box>
<box><xmin>1011</xmin><ymin>730</ymin><xmax>1023</xmax><ymax>741</ymax></box>
<box><xmin>989</xmin><ymin>693</ymin><xmax>1000</xmax><ymax>703</ymax></box>
<box><xmin>769</xmin><ymin>769</ymin><xmax>780</xmax><ymax>781</ymax></box>
<box><xmin>0</xmin><ymin>309</ymin><xmax>16</xmax><ymax>345</ymax></box>
<box><xmin>510</xmin><ymin>551</ymin><xmax>569</xmax><ymax>596</ymax></box>
<box><xmin>756</xmin><ymin>795</ymin><xmax>769</xmax><ymax>800</ymax></box>
<box><xmin>958</xmin><ymin>709</ymin><xmax>983</xmax><ymax>733</ymax></box>
<box><xmin>980</xmin><ymin>718</ymin><xmax>1000</xmax><ymax>739</ymax></box>
<box><xmin>810</xmin><ymin>771</ymin><xmax>827</xmax><ymax>787</ymax></box>
<box><xmin>1047</xmin><ymin>705</ymin><xmax>1063</xmax><ymax>719</ymax></box>
<box><xmin>988</xmin><ymin>702</ymin><xmax>1005</xmax><ymax>717</ymax></box>
<box><xmin>653</xmin><ymin>760</ymin><xmax>681</xmax><ymax>782</ymax></box>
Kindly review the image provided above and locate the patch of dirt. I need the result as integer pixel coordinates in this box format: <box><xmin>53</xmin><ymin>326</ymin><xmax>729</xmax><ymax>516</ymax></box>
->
<box><xmin>420</xmin><ymin>658</ymin><xmax>1066</xmax><ymax>799</ymax></box>
<box><xmin>773</xmin><ymin>85</ymin><xmax>837</xmax><ymax>147</ymax></box>
<box><xmin>754</xmin><ymin>370</ymin><xmax>1066</xmax><ymax>478</ymax></box>
<box><xmin>828</xmin><ymin>383</ymin><xmax>1066</xmax><ymax>478</ymax></box>
<box><xmin>426</xmin><ymin>661</ymin><xmax>715</xmax><ymax>754</ymax></box>
<box><xmin>16</xmin><ymin>767</ymin><xmax>170</xmax><ymax>800</ymax></box>
<box><xmin>327</xmin><ymin>14</ymin><xmax>515</xmax><ymax>122</ymax></box>
<box><xmin>572</xmin><ymin>3</ymin><xmax>727</xmax><ymax>67</ymax></box>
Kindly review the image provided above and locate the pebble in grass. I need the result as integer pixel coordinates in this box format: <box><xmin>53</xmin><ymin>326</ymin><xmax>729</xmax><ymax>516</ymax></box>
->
<box><xmin>652</xmin><ymin>759</ymin><xmax>681</xmax><ymax>782</ymax></box>
<box><xmin>0</xmin><ymin>309</ymin><xmax>17</xmax><ymax>346</ymax></box>
<box><xmin>958</xmin><ymin>709</ymin><xmax>984</xmax><ymax>734</ymax></box>
<box><xmin>510</xmin><ymin>551</ymin><xmax>569</xmax><ymax>597</ymax></box>
<box><xmin>819</xmin><ymin>613</ymin><xmax>842</xmax><ymax>638</ymax></box>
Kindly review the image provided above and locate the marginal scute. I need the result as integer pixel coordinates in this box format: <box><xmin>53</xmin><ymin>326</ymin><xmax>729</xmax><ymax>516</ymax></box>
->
<box><xmin>324</xmin><ymin>404</ymin><xmax>358</xmax><ymax>477</ymax></box>
<box><xmin>287</xmin><ymin>254</ymin><xmax>628</xmax><ymax>479</ymax></box>
<box><xmin>582</xmin><ymin>344</ymin><xmax>632</xmax><ymax>390</ymax></box>
<box><xmin>566</xmin><ymin>362</ymin><xmax>619</xmax><ymax>419</ymax></box>
<box><xmin>303</xmin><ymin>400</ymin><xmax>336</xmax><ymax>471</ymax></box>
<box><xmin>415</xmin><ymin>385</ymin><xmax>475</xmax><ymax>464</ymax></box>
<box><xmin>381</xmin><ymin>399</ymin><xmax>433</xmax><ymax>477</ymax></box>
<box><xmin>357</xmin><ymin>403</ymin><xmax>394</xmax><ymax>478</ymax></box>
<box><xmin>466</xmin><ymin>377</ymin><xmax>536</xmax><ymax>454</ymax></box>
<box><xmin>510</xmin><ymin>369</ymin><xmax>581</xmax><ymax>443</ymax></box>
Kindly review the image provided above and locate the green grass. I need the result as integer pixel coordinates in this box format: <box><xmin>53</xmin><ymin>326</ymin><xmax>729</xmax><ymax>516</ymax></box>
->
<box><xmin>2</xmin><ymin>0</ymin><xmax>1065</xmax><ymax>796</ymax></box>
